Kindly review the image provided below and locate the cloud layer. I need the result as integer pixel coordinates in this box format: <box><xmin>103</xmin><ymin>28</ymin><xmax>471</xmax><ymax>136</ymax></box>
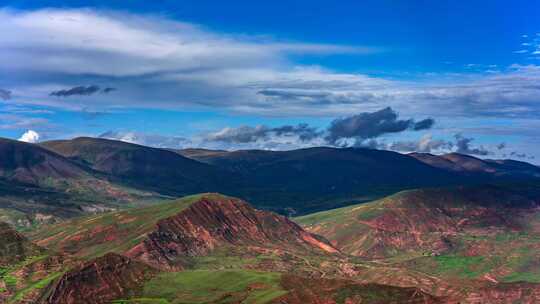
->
<box><xmin>2</xmin><ymin>8</ymin><xmax>540</xmax><ymax>121</ymax></box>
<box><xmin>0</xmin><ymin>8</ymin><xmax>538</xmax><ymax>162</ymax></box>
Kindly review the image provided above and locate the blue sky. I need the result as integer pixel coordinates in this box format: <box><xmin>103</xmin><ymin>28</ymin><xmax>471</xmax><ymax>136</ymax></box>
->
<box><xmin>0</xmin><ymin>1</ymin><xmax>539</xmax><ymax>162</ymax></box>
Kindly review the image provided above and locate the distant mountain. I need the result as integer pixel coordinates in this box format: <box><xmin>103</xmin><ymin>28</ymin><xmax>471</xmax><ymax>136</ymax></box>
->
<box><xmin>181</xmin><ymin>147</ymin><xmax>540</xmax><ymax>214</ymax></box>
<box><xmin>0</xmin><ymin>138</ymin><xmax>157</xmax><ymax>223</ymax></box>
<box><xmin>0</xmin><ymin>137</ymin><xmax>89</xmax><ymax>185</ymax></box>
<box><xmin>41</xmin><ymin>137</ymin><xmax>233</xmax><ymax>195</ymax></box>
<box><xmin>410</xmin><ymin>152</ymin><xmax>540</xmax><ymax>179</ymax></box>
<box><xmin>2</xmin><ymin>136</ymin><xmax>540</xmax><ymax>221</ymax></box>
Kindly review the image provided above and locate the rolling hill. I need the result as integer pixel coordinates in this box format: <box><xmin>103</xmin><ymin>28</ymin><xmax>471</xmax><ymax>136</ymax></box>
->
<box><xmin>297</xmin><ymin>184</ymin><xmax>540</xmax><ymax>284</ymax></box>
<box><xmin>3</xmin><ymin>135</ymin><xmax>540</xmax><ymax>225</ymax></box>
<box><xmin>29</xmin><ymin>193</ymin><xmax>337</xmax><ymax>263</ymax></box>
<box><xmin>178</xmin><ymin>147</ymin><xmax>469</xmax><ymax>214</ymax></box>
<box><xmin>0</xmin><ymin>221</ymin><xmax>73</xmax><ymax>303</ymax></box>
<box><xmin>3</xmin><ymin>189</ymin><xmax>540</xmax><ymax>302</ymax></box>
<box><xmin>26</xmin><ymin>193</ymin><xmax>449</xmax><ymax>304</ymax></box>
<box><xmin>41</xmin><ymin>137</ymin><xmax>234</xmax><ymax>196</ymax></box>
<box><xmin>0</xmin><ymin>138</ymin><xmax>160</xmax><ymax>227</ymax></box>
<box><xmin>410</xmin><ymin>152</ymin><xmax>540</xmax><ymax>179</ymax></box>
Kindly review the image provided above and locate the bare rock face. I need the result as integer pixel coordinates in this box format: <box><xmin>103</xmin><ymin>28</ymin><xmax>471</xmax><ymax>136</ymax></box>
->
<box><xmin>43</xmin><ymin>253</ymin><xmax>156</xmax><ymax>304</ymax></box>
<box><xmin>127</xmin><ymin>196</ymin><xmax>338</xmax><ymax>269</ymax></box>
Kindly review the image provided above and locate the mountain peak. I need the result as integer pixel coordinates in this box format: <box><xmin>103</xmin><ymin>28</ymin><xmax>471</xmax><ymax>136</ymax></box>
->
<box><xmin>127</xmin><ymin>194</ymin><xmax>339</xmax><ymax>269</ymax></box>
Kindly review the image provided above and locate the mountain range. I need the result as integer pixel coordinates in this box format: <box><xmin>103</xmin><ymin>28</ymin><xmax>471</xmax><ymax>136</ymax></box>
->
<box><xmin>1</xmin><ymin>136</ymin><xmax>540</xmax><ymax>302</ymax></box>
<box><xmin>1</xmin><ymin>136</ymin><xmax>539</xmax><ymax>228</ymax></box>
<box><xmin>2</xmin><ymin>187</ymin><xmax>540</xmax><ymax>303</ymax></box>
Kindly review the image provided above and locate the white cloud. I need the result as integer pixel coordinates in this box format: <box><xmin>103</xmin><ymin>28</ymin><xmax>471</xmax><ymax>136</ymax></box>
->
<box><xmin>0</xmin><ymin>8</ymin><xmax>375</xmax><ymax>77</ymax></box>
<box><xmin>18</xmin><ymin>130</ymin><xmax>40</xmax><ymax>143</ymax></box>
<box><xmin>99</xmin><ymin>131</ymin><xmax>191</xmax><ymax>148</ymax></box>
<box><xmin>1</xmin><ymin>8</ymin><xmax>540</xmax><ymax>123</ymax></box>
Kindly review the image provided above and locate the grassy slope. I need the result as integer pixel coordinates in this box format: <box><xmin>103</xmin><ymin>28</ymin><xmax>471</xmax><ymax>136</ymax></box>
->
<box><xmin>25</xmin><ymin>188</ymin><xmax>540</xmax><ymax>302</ymax></box>
<box><xmin>295</xmin><ymin>196</ymin><xmax>390</xmax><ymax>256</ymax></box>
<box><xmin>296</xmin><ymin>187</ymin><xmax>540</xmax><ymax>283</ymax></box>
<box><xmin>113</xmin><ymin>270</ymin><xmax>286</xmax><ymax>304</ymax></box>
<box><xmin>28</xmin><ymin>194</ymin><xmax>220</xmax><ymax>259</ymax></box>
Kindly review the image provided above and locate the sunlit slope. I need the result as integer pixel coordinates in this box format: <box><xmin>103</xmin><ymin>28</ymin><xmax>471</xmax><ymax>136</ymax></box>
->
<box><xmin>29</xmin><ymin>194</ymin><xmax>207</xmax><ymax>259</ymax></box>
<box><xmin>297</xmin><ymin>185</ymin><xmax>540</xmax><ymax>282</ymax></box>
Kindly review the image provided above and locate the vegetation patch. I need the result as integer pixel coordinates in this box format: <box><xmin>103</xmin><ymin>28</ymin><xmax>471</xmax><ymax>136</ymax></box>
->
<box><xmin>433</xmin><ymin>255</ymin><xmax>492</xmax><ymax>279</ymax></box>
<box><xmin>116</xmin><ymin>270</ymin><xmax>287</xmax><ymax>304</ymax></box>
<box><xmin>10</xmin><ymin>271</ymin><xmax>63</xmax><ymax>303</ymax></box>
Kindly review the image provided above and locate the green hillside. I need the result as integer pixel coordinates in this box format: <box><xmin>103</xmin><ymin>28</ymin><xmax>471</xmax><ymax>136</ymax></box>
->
<box><xmin>28</xmin><ymin>194</ymin><xmax>212</xmax><ymax>259</ymax></box>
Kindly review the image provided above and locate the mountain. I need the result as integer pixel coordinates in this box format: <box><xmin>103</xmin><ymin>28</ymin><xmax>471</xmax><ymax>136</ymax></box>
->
<box><xmin>43</xmin><ymin>253</ymin><xmax>157</xmax><ymax>304</ymax></box>
<box><xmin>410</xmin><ymin>152</ymin><xmax>540</xmax><ymax>178</ymax></box>
<box><xmin>43</xmin><ymin>261</ymin><xmax>442</xmax><ymax>304</ymax></box>
<box><xmin>35</xmin><ymin>136</ymin><xmax>540</xmax><ymax>216</ymax></box>
<box><xmin>0</xmin><ymin>137</ymin><xmax>88</xmax><ymax>185</ymax></box>
<box><xmin>297</xmin><ymin>184</ymin><xmax>540</xmax><ymax>283</ymax></box>
<box><xmin>126</xmin><ymin>194</ymin><xmax>338</xmax><ymax>270</ymax></box>
<box><xmin>0</xmin><ymin>221</ymin><xmax>72</xmax><ymax>303</ymax></box>
<box><xmin>179</xmin><ymin>147</ymin><xmax>467</xmax><ymax>214</ymax></box>
<box><xmin>41</xmin><ymin>137</ymin><xmax>234</xmax><ymax>196</ymax></box>
<box><xmin>12</xmin><ymin>189</ymin><xmax>540</xmax><ymax>303</ymax></box>
<box><xmin>30</xmin><ymin>194</ymin><xmax>337</xmax><ymax>264</ymax></box>
<box><xmin>4</xmin><ymin>135</ymin><xmax>540</xmax><ymax>225</ymax></box>
<box><xmin>0</xmin><ymin>138</ymin><xmax>159</xmax><ymax>225</ymax></box>
<box><xmin>29</xmin><ymin>193</ymin><xmax>447</xmax><ymax>304</ymax></box>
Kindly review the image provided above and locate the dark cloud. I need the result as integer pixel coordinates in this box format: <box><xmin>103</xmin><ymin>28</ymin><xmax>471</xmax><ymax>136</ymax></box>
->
<box><xmin>497</xmin><ymin>143</ymin><xmax>506</xmax><ymax>150</ymax></box>
<box><xmin>454</xmin><ymin>134</ymin><xmax>490</xmax><ymax>156</ymax></box>
<box><xmin>413</xmin><ymin>118</ymin><xmax>435</xmax><ymax>130</ymax></box>
<box><xmin>50</xmin><ymin>85</ymin><xmax>101</xmax><ymax>97</ymax></box>
<box><xmin>0</xmin><ymin>89</ymin><xmax>12</xmax><ymax>101</ymax></box>
<box><xmin>325</xmin><ymin>107</ymin><xmax>434</xmax><ymax>145</ymax></box>
<box><xmin>354</xmin><ymin>139</ymin><xmax>385</xmax><ymax>149</ymax></box>
<box><xmin>510</xmin><ymin>151</ymin><xmax>527</xmax><ymax>158</ymax></box>
<box><xmin>206</xmin><ymin>123</ymin><xmax>321</xmax><ymax>144</ymax></box>
<box><xmin>271</xmin><ymin>123</ymin><xmax>322</xmax><ymax>141</ymax></box>
<box><xmin>509</xmin><ymin>151</ymin><xmax>534</xmax><ymax>159</ymax></box>
<box><xmin>102</xmin><ymin>87</ymin><xmax>117</xmax><ymax>94</ymax></box>
<box><xmin>206</xmin><ymin>108</ymin><xmax>435</xmax><ymax>148</ymax></box>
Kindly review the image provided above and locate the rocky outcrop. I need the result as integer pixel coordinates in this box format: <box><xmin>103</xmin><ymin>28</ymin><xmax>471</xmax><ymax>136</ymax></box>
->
<box><xmin>126</xmin><ymin>195</ymin><xmax>338</xmax><ymax>269</ymax></box>
<box><xmin>44</xmin><ymin>253</ymin><xmax>156</xmax><ymax>304</ymax></box>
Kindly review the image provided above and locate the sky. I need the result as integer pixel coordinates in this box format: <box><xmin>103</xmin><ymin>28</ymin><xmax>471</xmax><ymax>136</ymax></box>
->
<box><xmin>0</xmin><ymin>0</ymin><xmax>539</xmax><ymax>162</ymax></box>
